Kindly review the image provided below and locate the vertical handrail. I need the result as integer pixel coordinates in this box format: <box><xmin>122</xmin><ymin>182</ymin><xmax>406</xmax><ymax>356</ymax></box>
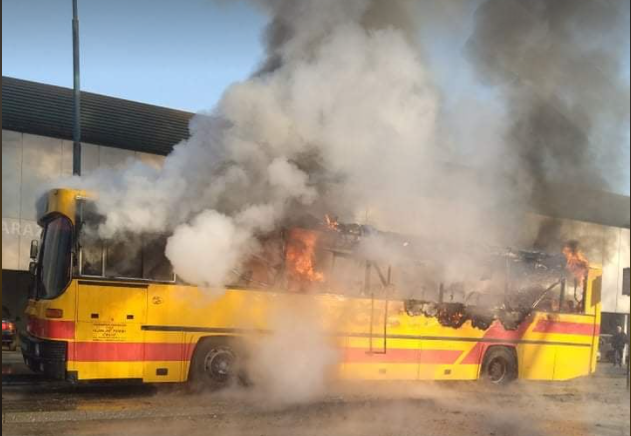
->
<box><xmin>366</xmin><ymin>262</ymin><xmax>374</xmax><ymax>354</ymax></box>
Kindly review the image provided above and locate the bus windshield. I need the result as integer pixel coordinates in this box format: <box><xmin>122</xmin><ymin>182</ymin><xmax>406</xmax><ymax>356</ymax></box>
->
<box><xmin>38</xmin><ymin>216</ymin><xmax>73</xmax><ymax>300</ymax></box>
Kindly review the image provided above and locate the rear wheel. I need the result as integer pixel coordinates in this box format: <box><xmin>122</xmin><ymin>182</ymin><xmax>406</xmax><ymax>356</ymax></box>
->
<box><xmin>481</xmin><ymin>347</ymin><xmax>517</xmax><ymax>385</ymax></box>
<box><xmin>190</xmin><ymin>339</ymin><xmax>247</xmax><ymax>392</ymax></box>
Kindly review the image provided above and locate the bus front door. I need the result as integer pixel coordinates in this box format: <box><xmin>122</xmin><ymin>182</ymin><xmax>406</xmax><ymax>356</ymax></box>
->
<box><xmin>74</xmin><ymin>280</ymin><xmax>148</xmax><ymax>380</ymax></box>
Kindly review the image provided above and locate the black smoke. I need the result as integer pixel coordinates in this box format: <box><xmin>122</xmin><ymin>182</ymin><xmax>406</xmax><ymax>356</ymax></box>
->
<box><xmin>467</xmin><ymin>0</ymin><xmax>630</xmax><ymax>199</ymax></box>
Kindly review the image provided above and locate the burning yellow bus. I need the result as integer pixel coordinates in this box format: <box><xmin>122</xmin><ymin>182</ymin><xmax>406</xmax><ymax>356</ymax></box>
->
<box><xmin>21</xmin><ymin>188</ymin><xmax>602</xmax><ymax>387</ymax></box>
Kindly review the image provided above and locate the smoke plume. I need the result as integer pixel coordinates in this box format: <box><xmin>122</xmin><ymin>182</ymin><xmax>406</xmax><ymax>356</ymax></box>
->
<box><xmin>64</xmin><ymin>0</ymin><xmax>628</xmax><ymax>291</ymax></box>
<box><xmin>68</xmin><ymin>0</ymin><xmax>447</xmax><ymax>288</ymax></box>
<box><xmin>466</xmin><ymin>0</ymin><xmax>630</xmax><ymax>201</ymax></box>
<box><xmin>50</xmin><ymin>0</ymin><xmax>629</xmax><ymax>406</ymax></box>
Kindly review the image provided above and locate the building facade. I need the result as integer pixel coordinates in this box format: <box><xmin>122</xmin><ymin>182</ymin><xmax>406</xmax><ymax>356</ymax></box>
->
<box><xmin>2</xmin><ymin>77</ymin><xmax>191</xmax><ymax>325</ymax></box>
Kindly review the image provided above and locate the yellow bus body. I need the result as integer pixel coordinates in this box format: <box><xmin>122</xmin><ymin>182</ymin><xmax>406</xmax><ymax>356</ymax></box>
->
<box><xmin>23</xmin><ymin>189</ymin><xmax>602</xmax><ymax>384</ymax></box>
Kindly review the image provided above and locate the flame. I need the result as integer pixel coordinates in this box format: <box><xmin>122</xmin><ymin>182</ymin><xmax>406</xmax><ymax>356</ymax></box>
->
<box><xmin>286</xmin><ymin>228</ymin><xmax>324</xmax><ymax>286</ymax></box>
<box><xmin>324</xmin><ymin>214</ymin><xmax>339</xmax><ymax>231</ymax></box>
<box><xmin>563</xmin><ymin>242</ymin><xmax>589</xmax><ymax>283</ymax></box>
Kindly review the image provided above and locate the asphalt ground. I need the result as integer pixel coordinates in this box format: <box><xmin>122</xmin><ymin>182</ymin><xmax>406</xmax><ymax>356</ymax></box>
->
<box><xmin>2</xmin><ymin>350</ymin><xmax>630</xmax><ymax>436</ymax></box>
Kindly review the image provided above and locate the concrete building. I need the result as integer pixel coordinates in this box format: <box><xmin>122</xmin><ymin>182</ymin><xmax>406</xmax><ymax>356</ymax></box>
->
<box><xmin>2</xmin><ymin>76</ymin><xmax>630</xmax><ymax>333</ymax></box>
<box><xmin>2</xmin><ymin>77</ymin><xmax>191</xmax><ymax>325</ymax></box>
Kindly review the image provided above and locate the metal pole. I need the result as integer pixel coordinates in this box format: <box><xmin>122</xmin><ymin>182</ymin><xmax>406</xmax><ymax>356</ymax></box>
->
<box><xmin>626</xmin><ymin>313</ymin><xmax>630</xmax><ymax>390</ymax></box>
<box><xmin>72</xmin><ymin>0</ymin><xmax>82</xmax><ymax>176</ymax></box>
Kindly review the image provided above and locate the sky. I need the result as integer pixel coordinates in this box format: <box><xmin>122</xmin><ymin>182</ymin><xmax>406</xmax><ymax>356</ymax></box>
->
<box><xmin>2</xmin><ymin>0</ymin><xmax>496</xmax><ymax>115</ymax></box>
<box><xmin>3</xmin><ymin>0</ymin><xmax>630</xmax><ymax>195</ymax></box>
<box><xmin>2</xmin><ymin>0</ymin><xmax>266</xmax><ymax>112</ymax></box>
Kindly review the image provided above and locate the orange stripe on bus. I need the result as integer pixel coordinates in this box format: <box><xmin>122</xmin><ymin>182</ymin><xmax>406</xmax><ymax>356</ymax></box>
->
<box><xmin>532</xmin><ymin>320</ymin><xmax>596</xmax><ymax>336</ymax></box>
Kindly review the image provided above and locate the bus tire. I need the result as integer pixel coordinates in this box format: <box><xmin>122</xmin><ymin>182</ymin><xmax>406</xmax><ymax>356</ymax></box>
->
<box><xmin>481</xmin><ymin>347</ymin><xmax>517</xmax><ymax>385</ymax></box>
<box><xmin>190</xmin><ymin>338</ymin><xmax>247</xmax><ymax>392</ymax></box>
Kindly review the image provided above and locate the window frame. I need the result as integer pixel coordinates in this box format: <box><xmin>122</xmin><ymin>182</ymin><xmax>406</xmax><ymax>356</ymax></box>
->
<box><xmin>75</xmin><ymin>200</ymin><xmax>177</xmax><ymax>284</ymax></box>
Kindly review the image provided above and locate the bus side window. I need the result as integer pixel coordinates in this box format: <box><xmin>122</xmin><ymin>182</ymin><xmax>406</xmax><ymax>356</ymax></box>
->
<box><xmin>326</xmin><ymin>253</ymin><xmax>364</xmax><ymax>296</ymax></box>
<box><xmin>537</xmin><ymin>284</ymin><xmax>563</xmax><ymax>313</ymax></box>
<box><xmin>143</xmin><ymin>235</ymin><xmax>174</xmax><ymax>282</ymax></box>
<box><xmin>562</xmin><ymin>277</ymin><xmax>585</xmax><ymax>314</ymax></box>
<box><xmin>78</xmin><ymin>201</ymin><xmax>105</xmax><ymax>277</ymax></box>
<box><xmin>81</xmin><ymin>240</ymin><xmax>104</xmax><ymax>276</ymax></box>
<box><xmin>106</xmin><ymin>234</ymin><xmax>143</xmax><ymax>278</ymax></box>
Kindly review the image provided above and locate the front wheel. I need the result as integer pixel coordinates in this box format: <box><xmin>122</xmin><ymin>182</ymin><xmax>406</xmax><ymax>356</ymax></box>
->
<box><xmin>481</xmin><ymin>347</ymin><xmax>518</xmax><ymax>385</ymax></box>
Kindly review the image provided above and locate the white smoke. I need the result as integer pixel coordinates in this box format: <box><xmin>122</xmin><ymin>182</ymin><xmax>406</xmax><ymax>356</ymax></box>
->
<box><xmin>165</xmin><ymin>211</ymin><xmax>253</xmax><ymax>288</ymax></box>
<box><xmin>65</xmin><ymin>0</ymin><xmax>442</xmax><ymax>287</ymax></box>
<box><xmin>245</xmin><ymin>298</ymin><xmax>340</xmax><ymax>405</ymax></box>
<box><xmin>62</xmin><ymin>0</ymin><xmax>629</xmax><ymax>287</ymax></box>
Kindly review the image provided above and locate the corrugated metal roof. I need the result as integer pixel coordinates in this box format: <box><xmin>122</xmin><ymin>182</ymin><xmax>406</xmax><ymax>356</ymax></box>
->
<box><xmin>2</xmin><ymin>76</ymin><xmax>193</xmax><ymax>155</ymax></box>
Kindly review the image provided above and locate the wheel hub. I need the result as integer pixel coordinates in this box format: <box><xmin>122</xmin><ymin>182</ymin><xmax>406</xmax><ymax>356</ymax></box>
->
<box><xmin>489</xmin><ymin>358</ymin><xmax>507</xmax><ymax>383</ymax></box>
<box><xmin>204</xmin><ymin>349</ymin><xmax>235</xmax><ymax>382</ymax></box>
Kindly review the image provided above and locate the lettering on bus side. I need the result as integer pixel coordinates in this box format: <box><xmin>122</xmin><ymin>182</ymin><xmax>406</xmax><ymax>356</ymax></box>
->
<box><xmin>92</xmin><ymin>324</ymin><xmax>128</xmax><ymax>342</ymax></box>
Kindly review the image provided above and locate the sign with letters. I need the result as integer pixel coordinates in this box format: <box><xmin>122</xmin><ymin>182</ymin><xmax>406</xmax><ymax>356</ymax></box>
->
<box><xmin>92</xmin><ymin>324</ymin><xmax>128</xmax><ymax>342</ymax></box>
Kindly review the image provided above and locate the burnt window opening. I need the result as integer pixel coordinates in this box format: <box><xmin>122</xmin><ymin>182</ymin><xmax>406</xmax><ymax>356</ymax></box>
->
<box><xmin>77</xmin><ymin>200</ymin><xmax>105</xmax><ymax>277</ymax></box>
<box><xmin>142</xmin><ymin>236</ymin><xmax>174</xmax><ymax>282</ymax></box>
<box><xmin>229</xmin><ymin>234</ymin><xmax>286</xmax><ymax>289</ymax></box>
<box><xmin>323</xmin><ymin>251</ymin><xmax>367</xmax><ymax>296</ymax></box>
<box><xmin>105</xmin><ymin>233</ymin><xmax>144</xmax><ymax>279</ymax></box>
<box><xmin>505</xmin><ymin>257</ymin><xmax>586</xmax><ymax>315</ymax></box>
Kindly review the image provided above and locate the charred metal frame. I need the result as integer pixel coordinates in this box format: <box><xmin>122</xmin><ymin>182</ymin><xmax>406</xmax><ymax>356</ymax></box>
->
<box><xmin>365</xmin><ymin>262</ymin><xmax>391</xmax><ymax>355</ymax></box>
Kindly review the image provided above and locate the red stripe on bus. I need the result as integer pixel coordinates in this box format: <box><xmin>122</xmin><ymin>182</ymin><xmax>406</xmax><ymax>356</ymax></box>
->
<box><xmin>421</xmin><ymin>349</ymin><xmax>463</xmax><ymax>364</ymax></box>
<box><xmin>460</xmin><ymin>318</ymin><xmax>598</xmax><ymax>365</ymax></box>
<box><xmin>145</xmin><ymin>343</ymin><xmax>187</xmax><ymax>361</ymax></box>
<box><xmin>345</xmin><ymin>348</ymin><xmax>461</xmax><ymax>365</ymax></box>
<box><xmin>68</xmin><ymin>342</ymin><xmax>186</xmax><ymax>362</ymax></box>
<box><xmin>460</xmin><ymin>319</ymin><xmax>534</xmax><ymax>365</ymax></box>
<box><xmin>532</xmin><ymin>320</ymin><xmax>596</xmax><ymax>336</ymax></box>
<box><xmin>27</xmin><ymin>318</ymin><xmax>75</xmax><ymax>340</ymax></box>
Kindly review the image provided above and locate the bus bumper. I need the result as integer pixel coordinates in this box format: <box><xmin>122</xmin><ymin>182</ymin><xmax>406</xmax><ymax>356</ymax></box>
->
<box><xmin>20</xmin><ymin>332</ymin><xmax>67</xmax><ymax>380</ymax></box>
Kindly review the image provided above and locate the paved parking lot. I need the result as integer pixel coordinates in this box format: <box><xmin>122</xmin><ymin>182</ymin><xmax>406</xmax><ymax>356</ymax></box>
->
<box><xmin>3</xmin><ymin>350</ymin><xmax>630</xmax><ymax>436</ymax></box>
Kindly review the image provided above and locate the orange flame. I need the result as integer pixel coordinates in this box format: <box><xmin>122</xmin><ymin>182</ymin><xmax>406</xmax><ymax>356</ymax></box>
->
<box><xmin>325</xmin><ymin>214</ymin><xmax>339</xmax><ymax>231</ymax></box>
<box><xmin>563</xmin><ymin>242</ymin><xmax>589</xmax><ymax>283</ymax></box>
<box><xmin>286</xmin><ymin>228</ymin><xmax>324</xmax><ymax>286</ymax></box>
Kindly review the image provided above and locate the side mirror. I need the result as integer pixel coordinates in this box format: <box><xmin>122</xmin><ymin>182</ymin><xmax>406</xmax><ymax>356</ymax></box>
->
<box><xmin>29</xmin><ymin>261</ymin><xmax>37</xmax><ymax>276</ymax></box>
<box><xmin>30</xmin><ymin>240</ymin><xmax>39</xmax><ymax>260</ymax></box>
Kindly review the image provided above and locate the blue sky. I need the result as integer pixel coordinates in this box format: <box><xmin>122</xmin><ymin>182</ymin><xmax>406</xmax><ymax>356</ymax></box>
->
<box><xmin>2</xmin><ymin>0</ymin><xmax>266</xmax><ymax>111</ymax></box>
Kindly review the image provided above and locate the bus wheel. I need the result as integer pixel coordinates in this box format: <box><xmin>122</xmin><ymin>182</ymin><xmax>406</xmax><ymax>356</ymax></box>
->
<box><xmin>191</xmin><ymin>340</ymin><xmax>245</xmax><ymax>391</ymax></box>
<box><xmin>481</xmin><ymin>347</ymin><xmax>517</xmax><ymax>385</ymax></box>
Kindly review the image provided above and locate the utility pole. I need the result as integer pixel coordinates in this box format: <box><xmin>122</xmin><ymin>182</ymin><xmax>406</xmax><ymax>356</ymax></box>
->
<box><xmin>72</xmin><ymin>0</ymin><xmax>82</xmax><ymax>176</ymax></box>
<box><xmin>626</xmin><ymin>313</ymin><xmax>630</xmax><ymax>391</ymax></box>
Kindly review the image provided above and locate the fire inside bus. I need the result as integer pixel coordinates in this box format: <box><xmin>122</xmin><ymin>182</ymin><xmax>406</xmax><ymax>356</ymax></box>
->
<box><xmin>21</xmin><ymin>189</ymin><xmax>602</xmax><ymax>386</ymax></box>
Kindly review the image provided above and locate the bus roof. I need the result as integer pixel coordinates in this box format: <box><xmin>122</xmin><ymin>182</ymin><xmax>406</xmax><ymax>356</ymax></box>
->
<box><xmin>38</xmin><ymin>188</ymin><xmax>94</xmax><ymax>225</ymax></box>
